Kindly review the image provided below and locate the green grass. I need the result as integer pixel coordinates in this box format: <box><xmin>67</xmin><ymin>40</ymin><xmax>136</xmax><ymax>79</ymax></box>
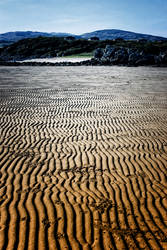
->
<box><xmin>63</xmin><ymin>52</ymin><xmax>93</xmax><ymax>58</ymax></box>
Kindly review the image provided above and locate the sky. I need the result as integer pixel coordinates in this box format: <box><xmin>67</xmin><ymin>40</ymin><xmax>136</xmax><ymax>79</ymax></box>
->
<box><xmin>0</xmin><ymin>0</ymin><xmax>167</xmax><ymax>37</ymax></box>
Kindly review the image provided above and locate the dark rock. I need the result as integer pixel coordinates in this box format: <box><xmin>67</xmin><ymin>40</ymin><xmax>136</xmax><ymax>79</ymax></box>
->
<box><xmin>159</xmin><ymin>52</ymin><xmax>167</xmax><ymax>64</ymax></box>
<box><xmin>100</xmin><ymin>45</ymin><xmax>115</xmax><ymax>63</ymax></box>
<box><xmin>135</xmin><ymin>55</ymin><xmax>155</xmax><ymax>66</ymax></box>
<box><xmin>113</xmin><ymin>48</ymin><xmax>128</xmax><ymax>64</ymax></box>
<box><xmin>93</xmin><ymin>48</ymin><xmax>104</xmax><ymax>59</ymax></box>
<box><xmin>92</xmin><ymin>45</ymin><xmax>167</xmax><ymax>66</ymax></box>
<box><xmin>128</xmin><ymin>51</ymin><xmax>141</xmax><ymax>65</ymax></box>
<box><xmin>103</xmin><ymin>45</ymin><xmax>116</xmax><ymax>58</ymax></box>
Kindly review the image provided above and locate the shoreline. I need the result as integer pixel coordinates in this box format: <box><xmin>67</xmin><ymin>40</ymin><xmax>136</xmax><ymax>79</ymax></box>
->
<box><xmin>0</xmin><ymin>59</ymin><xmax>167</xmax><ymax>67</ymax></box>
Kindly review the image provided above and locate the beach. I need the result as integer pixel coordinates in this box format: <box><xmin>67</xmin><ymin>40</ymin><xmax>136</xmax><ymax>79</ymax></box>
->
<box><xmin>17</xmin><ymin>57</ymin><xmax>92</xmax><ymax>64</ymax></box>
<box><xmin>0</xmin><ymin>66</ymin><xmax>167</xmax><ymax>249</ymax></box>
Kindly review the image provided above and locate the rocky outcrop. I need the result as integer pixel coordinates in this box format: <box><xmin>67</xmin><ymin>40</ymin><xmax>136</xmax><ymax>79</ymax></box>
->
<box><xmin>93</xmin><ymin>45</ymin><xmax>167</xmax><ymax>66</ymax></box>
<box><xmin>0</xmin><ymin>45</ymin><xmax>167</xmax><ymax>67</ymax></box>
<box><xmin>93</xmin><ymin>48</ymin><xmax>104</xmax><ymax>59</ymax></box>
<box><xmin>154</xmin><ymin>52</ymin><xmax>167</xmax><ymax>65</ymax></box>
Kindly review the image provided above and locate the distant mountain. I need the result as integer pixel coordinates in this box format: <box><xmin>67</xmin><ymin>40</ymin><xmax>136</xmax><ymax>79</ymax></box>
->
<box><xmin>0</xmin><ymin>31</ymin><xmax>78</xmax><ymax>42</ymax></box>
<box><xmin>81</xmin><ymin>29</ymin><xmax>167</xmax><ymax>41</ymax></box>
<box><xmin>51</xmin><ymin>32</ymin><xmax>80</xmax><ymax>38</ymax></box>
<box><xmin>0</xmin><ymin>29</ymin><xmax>166</xmax><ymax>48</ymax></box>
<box><xmin>0</xmin><ymin>31</ymin><xmax>79</xmax><ymax>47</ymax></box>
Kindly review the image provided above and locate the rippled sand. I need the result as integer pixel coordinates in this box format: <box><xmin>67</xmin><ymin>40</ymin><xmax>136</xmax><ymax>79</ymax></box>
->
<box><xmin>0</xmin><ymin>66</ymin><xmax>167</xmax><ymax>250</ymax></box>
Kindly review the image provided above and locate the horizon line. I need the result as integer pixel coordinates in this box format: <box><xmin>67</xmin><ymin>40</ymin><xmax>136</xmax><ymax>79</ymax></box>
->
<box><xmin>0</xmin><ymin>28</ymin><xmax>167</xmax><ymax>39</ymax></box>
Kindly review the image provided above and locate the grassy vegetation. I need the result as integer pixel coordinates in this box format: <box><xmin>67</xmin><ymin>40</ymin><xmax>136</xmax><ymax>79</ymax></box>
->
<box><xmin>0</xmin><ymin>36</ymin><xmax>167</xmax><ymax>60</ymax></box>
<box><xmin>3</xmin><ymin>36</ymin><xmax>98</xmax><ymax>56</ymax></box>
<box><xmin>63</xmin><ymin>52</ymin><xmax>93</xmax><ymax>58</ymax></box>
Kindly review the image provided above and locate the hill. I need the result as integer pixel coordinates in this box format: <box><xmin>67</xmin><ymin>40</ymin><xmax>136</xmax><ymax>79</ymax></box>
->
<box><xmin>0</xmin><ymin>29</ymin><xmax>166</xmax><ymax>48</ymax></box>
<box><xmin>0</xmin><ymin>31</ymin><xmax>78</xmax><ymax>47</ymax></box>
<box><xmin>81</xmin><ymin>29</ymin><xmax>167</xmax><ymax>41</ymax></box>
<box><xmin>0</xmin><ymin>36</ymin><xmax>99</xmax><ymax>61</ymax></box>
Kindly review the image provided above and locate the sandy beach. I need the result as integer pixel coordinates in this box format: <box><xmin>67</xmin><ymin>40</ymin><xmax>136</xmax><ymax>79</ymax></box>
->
<box><xmin>17</xmin><ymin>57</ymin><xmax>92</xmax><ymax>63</ymax></box>
<box><xmin>0</xmin><ymin>66</ymin><xmax>167</xmax><ymax>250</ymax></box>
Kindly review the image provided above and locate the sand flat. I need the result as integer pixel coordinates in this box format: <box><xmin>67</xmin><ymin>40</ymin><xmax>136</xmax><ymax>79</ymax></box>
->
<box><xmin>0</xmin><ymin>66</ymin><xmax>167</xmax><ymax>249</ymax></box>
<box><xmin>17</xmin><ymin>57</ymin><xmax>92</xmax><ymax>63</ymax></box>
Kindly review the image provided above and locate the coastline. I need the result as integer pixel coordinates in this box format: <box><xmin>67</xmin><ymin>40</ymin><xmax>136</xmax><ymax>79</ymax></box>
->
<box><xmin>0</xmin><ymin>59</ymin><xmax>167</xmax><ymax>67</ymax></box>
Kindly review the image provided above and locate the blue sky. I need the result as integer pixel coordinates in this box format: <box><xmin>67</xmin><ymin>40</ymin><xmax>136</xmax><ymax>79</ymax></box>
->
<box><xmin>0</xmin><ymin>0</ymin><xmax>167</xmax><ymax>37</ymax></box>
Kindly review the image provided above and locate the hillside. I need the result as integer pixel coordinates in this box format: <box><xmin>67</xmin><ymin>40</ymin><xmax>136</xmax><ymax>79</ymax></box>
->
<box><xmin>0</xmin><ymin>31</ymin><xmax>78</xmax><ymax>47</ymax></box>
<box><xmin>81</xmin><ymin>29</ymin><xmax>167</xmax><ymax>41</ymax></box>
<box><xmin>0</xmin><ymin>29</ymin><xmax>167</xmax><ymax>48</ymax></box>
<box><xmin>0</xmin><ymin>36</ymin><xmax>99</xmax><ymax>61</ymax></box>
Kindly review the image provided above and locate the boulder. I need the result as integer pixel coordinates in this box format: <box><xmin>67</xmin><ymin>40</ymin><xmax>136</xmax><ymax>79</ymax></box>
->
<box><xmin>136</xmin><ymin>55</ymin><xmax>155</xmax><ymax>66</ymax></box>
<box><xmin>103</xmin><ymin>45</ymin><xmax>116</xmax><ymax>58</ymax></box>
<box><xmin>128</xmin><ymin>51</ymin><xmax>142</xmax><ymax>65</ymax></box>
<box><xmin>113</xmin><ymin>48</ymin><xmax>128</xmax><ymax>64</ymax></box>
<box><xmin>93</xmin><ymin>48</ymin><xmax>104</xmax><ymax>59</ymax></box>
<box><xmin>159</xmin><ymin>52</ymin><xmax>167</xmax><ymax>64</ymax></box>
<box><xmin>154</xmin><ymin>52</ymin><xmax>167</xmax><ymax>65</ymax></box>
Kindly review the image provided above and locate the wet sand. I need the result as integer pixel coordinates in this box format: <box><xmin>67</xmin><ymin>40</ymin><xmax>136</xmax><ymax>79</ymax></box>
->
<box><xmin>0</xmin><ymin>66</ymin><xmax>167</xmax><ymax>249</ymax></box>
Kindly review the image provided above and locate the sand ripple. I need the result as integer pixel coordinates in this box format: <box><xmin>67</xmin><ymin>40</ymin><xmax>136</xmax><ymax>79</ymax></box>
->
<box><xmin>0</xmin><ymin>66</ymin><xmax>167</xmax><ymax>249</ymax></box>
